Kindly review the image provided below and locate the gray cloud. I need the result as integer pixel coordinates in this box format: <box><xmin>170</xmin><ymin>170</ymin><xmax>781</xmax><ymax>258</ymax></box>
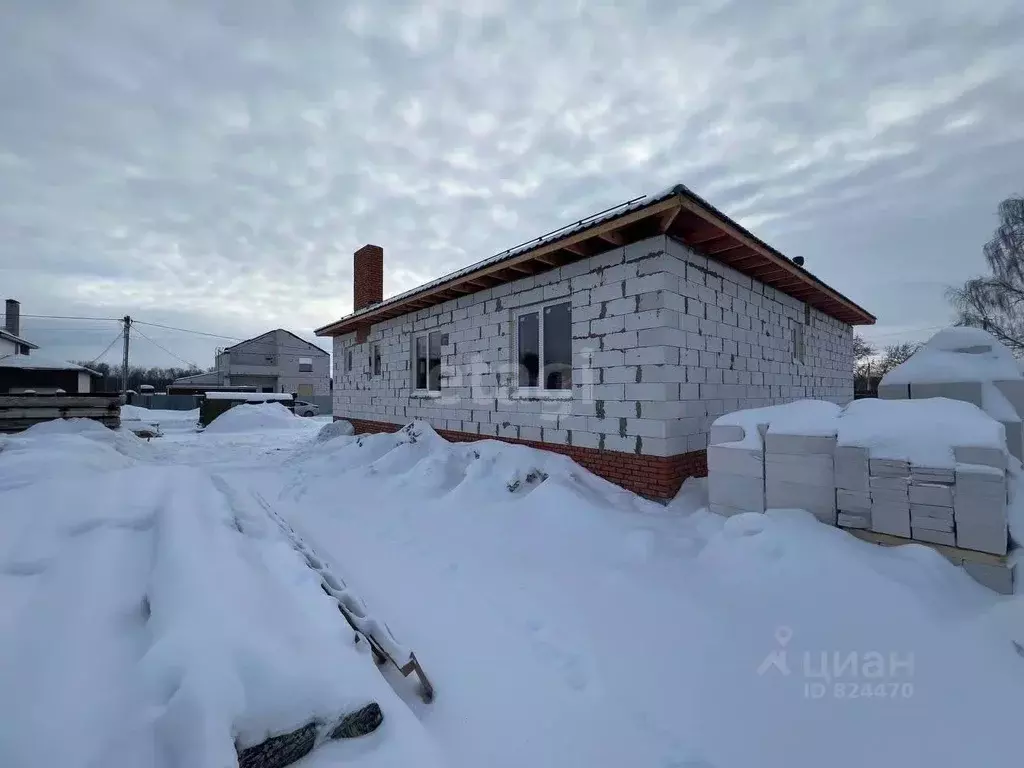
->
<box><xmin>1</xmin><ymin>0</ymin><xmax>1022</xmax><ymax>366</ymax></box>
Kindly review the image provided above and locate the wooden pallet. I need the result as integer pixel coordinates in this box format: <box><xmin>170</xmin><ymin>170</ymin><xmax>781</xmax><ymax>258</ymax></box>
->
<box><xmin>0</xmin><ymin>395</ymin><xmax>122</xmax><ymax>433</ymax></box>
<box><xmin>842</xmin><ymin>527</ymin><xmax>1009</xmax><ymax>566</ymax></box>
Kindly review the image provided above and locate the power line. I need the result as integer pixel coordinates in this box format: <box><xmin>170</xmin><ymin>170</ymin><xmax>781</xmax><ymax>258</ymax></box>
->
<box><xmin>87</xmin><ymin>330</ymin><xmax>126</xmax><ymax>366</ymax></box>
<box><xmin>0</xmin><ymin>313</ymin><xmax>121</xmax><ymax>322</ymax></box>
<box><xmin>132</xmin><ymin>319</ymin><xmax>329</xmax><ymax>354</ymax></box>
<box><xmin>132</xmin><ymin>319</ymin><xmax>243</xmax><ymax>342</ymax></box>
<box><xmin>132</xmin><ymin>326</ymin><xmax>198</xmax><ymax>368</ymax></box>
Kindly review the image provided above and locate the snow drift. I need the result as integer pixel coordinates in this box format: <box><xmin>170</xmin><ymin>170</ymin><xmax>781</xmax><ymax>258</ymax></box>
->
<box><xmin>293</xmin><ymin>421</ymin><xmax>651</xmax><ymax>514</ymax></box>
<box><xmin>205</xmin><ymin>403</ymin><xmax>306</xmax><ymax>434</ymax></box>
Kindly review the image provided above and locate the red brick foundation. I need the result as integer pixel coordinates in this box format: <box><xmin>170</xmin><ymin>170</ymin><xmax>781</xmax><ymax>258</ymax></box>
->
<box><xmin>340</xmin><ymin>416</ymin><xmax>707</xmax><ymax>500</ymax></box>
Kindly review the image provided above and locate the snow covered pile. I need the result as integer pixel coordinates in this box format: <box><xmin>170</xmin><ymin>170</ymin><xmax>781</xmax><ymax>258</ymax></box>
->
<box><xmin>205</xmin><ymin>402</ymin><xmax>306</xmax><ymax>434</ymax></box>
<box><xmin>316</xmin><ymin>419</ymin><xmax>354</xmax><ymax>443</ymax></box>
<box><xmin>714</xmin><ymin>397</ymin><xmax>1007</xmax><ymax>470</ymax></box>
<box><xmin>121</xmin><ymin>405</ymin><xmax>199</xmax><ymax>432</ymax></box>
<box><xmin>838</xmin><ymin>397</ymin><xmax>1007</xmax><ymax>467</ymax></box>
<box><xmin>882</xmin><ymin>326</ymin><xmax>1021</xmax><ymax>385</ymax></box>
<box><xmin>0</xmin><ymin>419</ymin><xmax>155</xmax><ymax>490</ymax></box>
<box><xmin>280</xmin><ymin>423</ymin><xmax>1024</xmax><ymax>768</ymax></box>
<box><xmin>712</xmin><ymin>399</ymin><xmax>842</xmax><ymax>449</ymax></box>
<box><xmin>878</xmin><ymin>327</ymin><xmax>1024</xmax><ymax>460</ymax></box>
<box><xmin>0</xmin><ymin>460</ymin><xmax>443</xmax><ymax>768</ymax></box>
<box><xmin>296</xmin><ymin>421</ymin><xmax>649</xmax><ymax>512</ymax></box>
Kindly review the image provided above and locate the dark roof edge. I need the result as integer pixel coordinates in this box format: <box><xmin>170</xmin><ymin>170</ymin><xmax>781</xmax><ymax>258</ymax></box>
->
<box><xmin>316</xmin><ymin>184</ymin><xmax>874</xmax><ymax>334</ymax></box>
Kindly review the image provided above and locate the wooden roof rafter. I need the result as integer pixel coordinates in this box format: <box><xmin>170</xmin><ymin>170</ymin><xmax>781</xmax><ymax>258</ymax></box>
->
<box><xmin>317</xmin><ymin>191</ymin><xmax>873</xmax><ymax>336</ymax></box>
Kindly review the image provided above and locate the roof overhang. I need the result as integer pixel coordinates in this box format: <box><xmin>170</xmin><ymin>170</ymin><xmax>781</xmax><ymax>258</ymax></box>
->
<box><xmin>0</xmin><ymin>330</ymin><xmax>39</xmax><ymax>349</ymax></box>
<box><xmin>316</xmin><ymin>185</ymin><xmax>875</xmax><ymax>337</ymax></box>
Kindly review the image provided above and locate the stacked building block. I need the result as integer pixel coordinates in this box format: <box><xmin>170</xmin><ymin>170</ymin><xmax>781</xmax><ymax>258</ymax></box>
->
<box><xmin>953</xmin><ymin>464</ymin><xmax>1009</xmax><ymax>556</ymax></box>
<box><xmin>706</xmin><ymin>423</ymin><xmax>765</xmax><ymax>518</ymax></box>
<box><xmin>835</xmin><ymin>445</ymin><xmax>871</xmax><ymax>528</ymax></box>
<box><xmin>764</xmin><ymin>429</ymin><xmax>837</xmax><ymax>525</ymax></box>
<box><xmin>868</xmin><ymin>458</ymin><xmax>912</xmax><ymax>538</ymax></box>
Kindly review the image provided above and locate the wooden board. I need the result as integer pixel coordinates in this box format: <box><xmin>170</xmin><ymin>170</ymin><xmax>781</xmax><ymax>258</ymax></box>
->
<box><xmin>843</xmin><ymin>527</ymin><xmax>1009</xmax><ymax>566</ymax></box>
<box><xmin>0</xmin><ymin>396</ymin><xmax>120</xmax><ymax>408</ymax></box>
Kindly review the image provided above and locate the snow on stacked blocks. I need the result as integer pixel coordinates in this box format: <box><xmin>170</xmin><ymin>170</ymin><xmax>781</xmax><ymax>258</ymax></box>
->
<box><xmin>763</xmin><ymin>402</ymin><xmax>842</xmax><ymax>525</ymax></box>
<box><xmin>707</xmin><ymin>401</ymin><xmax>841</xmax><ymax>519</ymax></box>
<box><xmin>709</xmin><ymin>395</ymin><xmax>1013</xmax><ymax>592</ymax></box>
<box><xmin>879</xmin><ymin>326</ymin><xmax>1024</xmax><ymax>462</ymax></box>
<box><xmin>706</xmin><ymin>409</ymin><xmax>769</xmax><ymax>517</ymax></box>
<box><xmin>838</xmin><ymin>398</ymin><xmax>1008</xmax><ymax>555</ymax></box>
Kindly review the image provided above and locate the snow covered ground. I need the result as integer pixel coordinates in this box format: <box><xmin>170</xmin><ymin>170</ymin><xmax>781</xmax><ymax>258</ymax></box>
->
<box><xmin>2</xmin><ymin>407</ymin><xmax>1024</xmax><ymax>767</ymax></box>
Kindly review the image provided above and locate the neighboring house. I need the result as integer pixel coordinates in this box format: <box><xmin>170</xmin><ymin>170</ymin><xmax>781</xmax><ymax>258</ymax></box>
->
<box><xmin>0</xmin><ymin>355</ymin><xmax>99</xmax><ymax>394</ymax></box>
<box><xmin>0</xmin><ymin>299</ymin><xmax>100</xmax><ymax>394</ymax></box>
<box><xmin>171</xmin><ymin>330</ymin><xmax>330</xmax><ymax>397</ymax></box>
<box><xmin>316</xmin><ymin>183</ymin><xmax>875</xmax><ymax>499</ymax></box>
<box><xmin>0</xmin><ymin>300</ymin><xmax>38</xmax><ymax>357</ymax></box>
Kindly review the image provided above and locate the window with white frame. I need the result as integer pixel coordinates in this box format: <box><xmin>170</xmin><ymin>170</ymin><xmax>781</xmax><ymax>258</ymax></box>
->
<box><xmin>298</xmin><ymin>356</ymin><xmax>313</xmax><ymax>372</ymax></box>
<box><xmin>513</xmin><ymin>300</ymin><xmax>572</xmax><ymax>392</ymax></box>
<box><xmin>412</xmin><ymin>331</ymin><xmax>442</xmax><ymax>392</ymax></box>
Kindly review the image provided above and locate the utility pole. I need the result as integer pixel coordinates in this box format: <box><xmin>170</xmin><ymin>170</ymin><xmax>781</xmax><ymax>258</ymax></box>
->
<box><xmin>121</xmin><ymin>315</ymin><xmax>132</xmax><ymax>398</ymax></box>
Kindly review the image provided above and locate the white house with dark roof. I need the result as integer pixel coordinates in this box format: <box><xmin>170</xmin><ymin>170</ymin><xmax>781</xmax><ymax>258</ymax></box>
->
<box><xmin>315</xmin><ymin>183</ymin><xmax>875</xmax><ymax>498</ymax></box>
<box><xmin>0</xmin><ymin>299</ymin><xmax>100</xmax><ymax>393</ymax></box>
<box><xmin>0</xmin><ymin>299</ymin><xmax>38</xmax><ymax>357</ymax></box>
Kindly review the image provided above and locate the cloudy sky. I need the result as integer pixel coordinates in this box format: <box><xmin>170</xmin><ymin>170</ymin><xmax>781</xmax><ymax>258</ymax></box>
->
<box><xmin>2</xmin><ymin>0</ymin><xmax>1022</xmax><ymax>367</ymax></box>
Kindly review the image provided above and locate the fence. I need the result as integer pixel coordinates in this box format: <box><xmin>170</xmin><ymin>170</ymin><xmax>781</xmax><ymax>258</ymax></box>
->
<box><xmin>127</xmin><ymin>393</ymin><xmax>201</xmax><ymax>411</ymax></box>
<box><xmin>126</xmin><ymin>392</ymin><xmax>333</xmax><ymax>415</ymax></box>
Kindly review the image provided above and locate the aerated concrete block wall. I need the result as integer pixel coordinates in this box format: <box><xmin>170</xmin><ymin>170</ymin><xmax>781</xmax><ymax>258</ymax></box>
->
<box><xmin>332</xmin><ymin>235</ymin><xmax>854</xmax><ymax>459</ymax></box>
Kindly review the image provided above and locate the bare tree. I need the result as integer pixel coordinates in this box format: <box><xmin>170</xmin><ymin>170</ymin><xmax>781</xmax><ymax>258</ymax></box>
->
<box><xmin>876</xmin><ymin>342</ymin><xmax>921</xmax><ymax>377</ymax></box>
<box><xmin>949</xmin><ymin>195</ymin><xmax>1024</xmax><ymax>354</ymax></box>
<box><xmin>854</xmin><ymin>334</ymin><xmax>875</xmax><ymax>362</ymax></box>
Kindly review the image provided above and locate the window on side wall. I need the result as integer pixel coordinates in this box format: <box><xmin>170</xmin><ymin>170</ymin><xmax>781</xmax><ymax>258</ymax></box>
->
<box><xmin>298</xmin><ymin>357</ymin><xmax>313</xmax><ymax>373</ymax></box>
<box><xmin>346</xmin><ymin>349</ymin><xmax>353</xmax><ymax>373</ymax></box>
<box><xmin>412</xmin><ymin>331</ymin><xmax>442</xmax><ymax>392</ymax></box>
<box><xmin>514</xmin><ymin>300</ymin><xmax>572</xmax><ymax>394</ymax></box>
<box><xmin>373</xmin><ymin>344</ymin><xmax>381</xmax><ymax>376</ymax></box>
<box><xmin>792</xmin><ymin>324</ymin><xmax>805</xmax><ymax>364</ymax></box>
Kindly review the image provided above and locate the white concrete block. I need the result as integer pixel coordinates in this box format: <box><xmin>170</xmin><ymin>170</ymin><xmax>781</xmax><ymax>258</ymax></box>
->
<box><xmin>835</xmin><ymin>445</ymin><xmax>870</xmax><ymax>464</ymax></box>
<box><xmin>908</xmin><ymin>483</ymin><xmax>954</xmax><ymax>507</ymax></box>
<box><xmin>708</xmin><ymin>472</ymin><xmax>765</xmax><ymax>513</ymax></box>
<box><xmin>764</xmin><ymin>432</ymin><xmax>837</xmax><ymax>456</ymax></box>
<box><xmin>954</xmin><ymin>467</ymin><xmax>1007</xmax><ymax>499</ymax></box>
<box><xmin>961</xmin><ymin>561</ymin><xmax>1013</xmax><ymax>594</ymax></box>
<box><xmin>871</xmin><ymin>487</ymin><xmax>910</xmax><ymax>505</ymax></box>
<box><xmin>877</xmin><ymin>383</ymin><xmax>909</xmax><ymax>400</ymax></box>
<box><xmin>913</xmin><ymin>527</ymin><xmax>956</xmax><ymax>547</ymax></box>
<box><xmin>953</xmin><ymin>445</ymin><xmax>1008</xmax><ymax>470</ymax></box>
<box><xmin>910</xmin><ymin>503</ymin><xmax>954</xmax><ymax>521</ymax></box>
<box><xmin>869</xmin><ymin>458</ymin><xmax>910</xmax><ymax>477</ymax></box>
<box><xmin>910</xmin><ymin>381</ymin><xmax>983</xmax><ymax>408</ymax></box>
<box><xmin>911</xmin><ymin>467</ymin><xmax>956</xmax><ymax>484</ymax></box>
<box><xmin>765</xmin><ymin>478</ymin><xmax>835</xmax><ymax>516</ymax></box>
<box><xmin>871</xmin><ymin>502</ymin><xmax>911</xmax><ymax>538</ymax></box>
<box><xmin>837</xmin><ymin>489</ymin><xmax>871</xmax><ymax>511</ymax></box>
<box><xmin>838</xmin><ymin>511</ymin><xmax>871</xmax><ymax>529</ymax></box>
<box><xmin>836</xmin><ymin>470</ymin><xmax>870</xmax><ymax>493</ymax></box>
<box><xmin>909</xmin><ymin>515</ymin><xmax>954</xmax><ymax>533</ymax></box>
<box><xmin>870</xmin><ymin>476</ymin><xmax>910</xmax><ymax>491</ymax></box>
<box><xmin>709</xmin><ymin>423</ymin><xmax>746</xmax><ymax>445</ymax></box>
<box><xmin>955</xmin><ymin>520</ymin><xmax>1008</xmax><ymax>556</ymax></box>
<box><xmin>707</xmin><ymin>445</ymin><xmax>763</xmax><ymax>478</ymax></box>
<box><xmin>765</xmin><ymin>453</ymin><xmax>834</xmax><ymax>487</ymax></box>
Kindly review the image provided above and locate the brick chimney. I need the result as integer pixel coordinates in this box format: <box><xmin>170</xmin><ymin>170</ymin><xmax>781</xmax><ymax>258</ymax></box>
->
<box><xmin>353</xmin><ymin>244</ymin><xmax>383</xmax><ymax>312</ymax></box>
<box><xmin>4</xmin><ymin>299</ymin><xmax>20</xmax><ymax>337</ymax></box>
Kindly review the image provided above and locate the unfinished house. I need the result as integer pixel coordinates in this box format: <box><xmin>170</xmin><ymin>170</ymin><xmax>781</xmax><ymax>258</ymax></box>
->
<box><xmin>316</xmin><ymin>184</ymin><xmax>875</xmax><ymax>498</ymax></box>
